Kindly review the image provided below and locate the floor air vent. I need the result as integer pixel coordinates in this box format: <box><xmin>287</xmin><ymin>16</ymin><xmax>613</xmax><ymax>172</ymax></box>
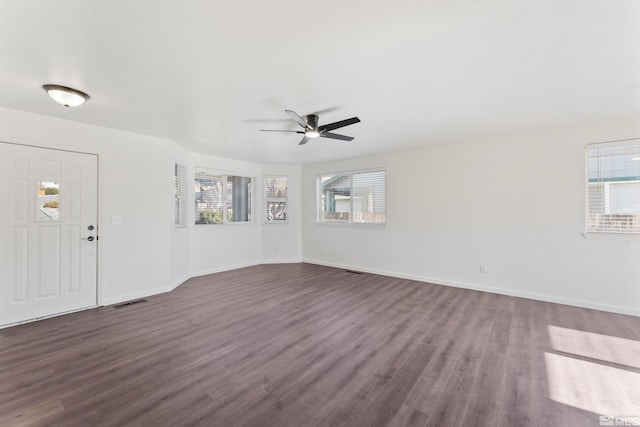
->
<box><xmin>113</xmin><ymin>299</ymin><xmax>148</xmax><ymax>309</ymax></box>
<box><xmin>345</xmin><ymin>270</ymin><xmax>363</xmax><ymax>275</ymax></box>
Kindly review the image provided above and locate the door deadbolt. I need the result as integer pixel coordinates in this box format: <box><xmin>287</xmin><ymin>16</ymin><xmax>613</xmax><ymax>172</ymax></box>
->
<box><xmin>88</xmin><ymin>225</ymin><xmax>95</xmax><ymax>230</ymax></box>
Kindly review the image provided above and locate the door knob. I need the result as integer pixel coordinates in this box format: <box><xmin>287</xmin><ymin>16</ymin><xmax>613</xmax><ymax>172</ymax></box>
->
<box><xmin>82</xmin><ymin>236</ymin><xmax>95</xmax><ymax>241</ymax></box>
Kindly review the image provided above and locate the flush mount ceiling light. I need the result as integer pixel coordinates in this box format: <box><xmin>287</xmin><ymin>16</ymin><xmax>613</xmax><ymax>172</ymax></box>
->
<box><xmin>42</xmin><ymin>84</ymin><xmax>90</xmax><ymax>107</ymax></box>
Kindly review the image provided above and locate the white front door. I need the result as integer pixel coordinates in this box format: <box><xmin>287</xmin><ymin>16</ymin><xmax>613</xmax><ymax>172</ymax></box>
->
<box><xmin>0</xmin><ymin>143</ymin><xmax>98</xmax><ymax>326</ymax></box>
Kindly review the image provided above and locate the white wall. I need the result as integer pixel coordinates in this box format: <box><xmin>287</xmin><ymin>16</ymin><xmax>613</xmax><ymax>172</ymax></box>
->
<box><xmin>187</xmin><ymin>158</ymin><xmax>303</xmax><ymax>275</ymax></box>
<box><xmin>3</xmin><ymin>105</ymin><xmax>637</xmax><ymax>317</ymax></box>
<box><xmin>302</xmin><ymin>118</ymin><xmax>640</xmax><ymax>316</ymax></box>
<box><xmin>0</xmin><ymin>107</ymin><xmax>174</xmax><ymax>305</ymax></box>
<box><xmin>188</xmin><ymin>152</ymin><xmax>264</xmax><ymax>276</ymax></box>
<box><xmin>0</xmin><ymin>107</ymin><xmax>304</xmax><ymax>309</ymax></box>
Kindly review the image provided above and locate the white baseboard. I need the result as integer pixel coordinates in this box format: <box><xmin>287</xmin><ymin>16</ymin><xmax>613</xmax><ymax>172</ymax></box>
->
<box><xmin>7</xmin><ymin>259</ymin><xmax>637</xmax><ymax>329</ymax></box>
<box><xmin>103</xmin><ymin>258</ymin><xmax>640</xmax><ymax>317</ymax></box>
<box><xmin>189</xmin><ymin>260</ymin><xmax>263</xmax><ymax>279</ymax></box>
<box><xmin>105</xmin><ymin>259</ymin><xmax>300</xmax><ymax>307</ymax></box>
<box><xmin>260</xmin><ymin>258</ymin><xmax>303</xmax><ymax>265</ymax></box>
<box><xmin>303</xmin><ymin>258</ymin><xmax>640</xmax><ymax>318</ymax></box>
<box><xmin>171</xmin><ymin>274</ymin><xmax>191</xmax><ymax>288</ymax></box>
<box><xmin>102</xmin><ymin>283</ymin><xmax>179</xmax><ymax>306</ymax></box>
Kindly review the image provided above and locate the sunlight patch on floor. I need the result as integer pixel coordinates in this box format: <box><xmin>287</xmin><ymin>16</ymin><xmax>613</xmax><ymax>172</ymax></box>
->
<box><xmin>548</xmin><ymin>325</ymin><xmax>640</xmax><ymax>369</ymax></box>
<box><xmin>545</xmin><ymin>325</ymin><xmax>640</xmax><ymax>417</ymax></box>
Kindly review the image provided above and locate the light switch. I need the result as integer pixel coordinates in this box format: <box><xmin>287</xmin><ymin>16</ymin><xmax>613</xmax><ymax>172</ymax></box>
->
<box><xmin>111</xmin><ymin>215</ymin><xmax>123</xmax><ymax>225</ymax></box>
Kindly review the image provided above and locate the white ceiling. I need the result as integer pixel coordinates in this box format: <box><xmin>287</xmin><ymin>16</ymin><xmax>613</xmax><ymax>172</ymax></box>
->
<box><xmin>1</xmin><ymin>0</ymin><xmax>639</xmax><ymax>164</ymax></box>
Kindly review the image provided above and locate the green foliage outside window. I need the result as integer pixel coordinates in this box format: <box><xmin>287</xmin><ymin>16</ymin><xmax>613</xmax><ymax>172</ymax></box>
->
<box><xmin>198</xmin><ymin>209</ymin><xmax>223</xmax><ymax>224</ymax></box>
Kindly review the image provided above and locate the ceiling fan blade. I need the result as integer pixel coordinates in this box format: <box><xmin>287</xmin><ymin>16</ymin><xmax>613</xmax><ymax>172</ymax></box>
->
<box><xmin>285</xmin><ymin>110</ymin><xmax>310</xmax><ymax>129</ymax></box>
<box><xmin>245</xmin><ymin>118</ymin><xmax>294</xmax><ymax>123</ymax></box>
<box><xmin>320</xmin><ymin>132</ymin><xmax>354</xmax><ymax>141</ymax></box>
<box><xmin>298</xmin><ymin>135</ymin><xmax>311</xmax><ymax>145</ymax></box>
<box><xmin>318</xmin><ymin>117</ymin><xmax>361</xmax><ymax>132</ymax></box>
<box><xmin>259</xmin><ymin>129</ymin><xmax>304</xmax><ymax>133</ymax></box>
<box><xmin>309</xmin><ymin>106</ymin><xmax>341</xmax><ymax>116</ymax></box>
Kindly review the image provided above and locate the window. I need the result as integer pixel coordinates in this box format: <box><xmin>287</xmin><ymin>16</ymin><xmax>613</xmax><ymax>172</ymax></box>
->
<box><xmin>318</xmin><ymin>169</ymin><xmax>385</xmax><ymax>224</ymax></box>
<box><xmin>174</xmin><ymin>163</ymin><xmax>188</xmax><ymax>227</ymax></box>
<box><xmin>265</xmin><ymin>176</ymin><xmax>288</xmax><ymax>223</ymax></box>
<box><xmin>586</xmin><ymin>139</ymin><xmax>640</xmax><ymax>234</ymax></box>
<box><xmin>37</xmin><ymin>181</ymin><xmax>60</xmax><ymax>222</ymax></box>
<box><xmin>195</xmin><ymin>169</ymin><xmax>253</xmax><ymax>224</ymax></box>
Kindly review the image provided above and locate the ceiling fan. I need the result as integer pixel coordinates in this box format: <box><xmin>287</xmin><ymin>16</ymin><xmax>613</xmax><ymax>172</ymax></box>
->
<box><xmin>260</xmin><ymin>110</ymin><xmax>361</xmax><ymax>145</ymax></box>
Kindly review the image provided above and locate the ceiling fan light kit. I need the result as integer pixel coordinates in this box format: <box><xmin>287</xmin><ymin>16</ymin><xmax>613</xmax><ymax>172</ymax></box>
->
<box><xmin>260</xmin><ymin>109</ymin><xmax>360</xmax><ymax>145</ymax></box>
<box><xmin>42</xmin><ymin>84</ymin><xmax>90</xmax><ymax>107</ymax></box>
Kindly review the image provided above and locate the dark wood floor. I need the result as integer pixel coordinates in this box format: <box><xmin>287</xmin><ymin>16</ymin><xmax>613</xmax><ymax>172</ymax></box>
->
<box><xmin>1</xmin><ymin>263</ymin><xmax>639</xmax><ymax>426</ymax></box>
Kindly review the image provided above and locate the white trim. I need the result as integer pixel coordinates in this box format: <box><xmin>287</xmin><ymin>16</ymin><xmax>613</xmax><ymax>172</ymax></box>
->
<box><xmin>315</xmin><ymin>166</ymin><xmax>387</xmax><ymax>176</ymax></box>
<box><xmin>0</xmin><ymin>305</ymin><xmax>97</xmax><ymax>330</ymax></box>
<box><xmin>303</xmin><ymin>258</ymin><xmax>640</xmax><ymax>318</ymax></box>
<box><xmin>585</xmin><ymin>137</ymin><xmax>640</xmax><ymax>149</ymax></box>
<box><xmin>0</xmin><ymin>139</ymin><xmax>98</xmax><ymax>157</ymax></box>
<box><xmin>194</xmin><ymin>221</ymin><xmax>257</xmax><ymax>227</ymax></box>
<box><xmin>102</xmin><ymin>283</ymin><xmax>180</xmax><ymax>306</ymax></box>
<box><xmin>582</xmin><ymin>232</ymin><xmax>640</xmax><ymax>240</ymax></box>
<box><xmin>171</xmin><ymin>274</ymin><xmax>191</xmax><ymax>288</ymax></box>
<box><xmin>4</xmin><ymin>259</ymin><xmax>638</xmax><ymax>329</ymax></box>
<box><xmin>189</xmin><ymin>260</ymin><xmax>263</xmax><ymax>278</ymax></box>
<box><xmin>315</xmin><ymin>222</ymin><xmax>386</xmax><ymax>230</ymax></box>
<box><xmin>261</xmin><ymin>258</ymin><xmax>304</xmax><ymax>265</ymax></box>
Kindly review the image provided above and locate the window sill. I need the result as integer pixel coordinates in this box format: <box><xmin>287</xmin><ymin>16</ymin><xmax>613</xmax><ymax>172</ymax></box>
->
<box><xmin>194</xmin><ymin>221</ymin><xmax>255</xmax><ymax>227</ymax></box>
<box><xmin>316</xmin><ymin>222</ymin><xmax>386</xmax><ymax>230</ymax></box>
<box><xmin>582</xmin><ymin>232</ymin><xmax>640</xmax><ymax>241</ymax></box>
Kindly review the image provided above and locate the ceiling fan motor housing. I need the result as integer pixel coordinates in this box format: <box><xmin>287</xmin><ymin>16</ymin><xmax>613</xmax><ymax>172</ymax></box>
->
<box><xmin>306</xmin><ymin>114</ymin><xmax>319</xmax><ymax>129</ymax></box>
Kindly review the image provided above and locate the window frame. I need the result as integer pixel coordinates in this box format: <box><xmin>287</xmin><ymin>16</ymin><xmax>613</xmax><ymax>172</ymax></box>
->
<box><xmin>585</xmin><ymin>138</ymin><xmax>640</xmax><ymax>237</ymax></box>
<box><xmin>264</xmin><ymin>175</ymin><xmax>289</xmax><ymax>224</ymax></box>
<box><xmin>316</xmin><ymin>168</ymin><xmax>386</xmax><ymax>227</ymax></box>
<box><xmin>194</xmin><ymin>168</ymin><xmax>254</xmax><ymax>225</ymax></box>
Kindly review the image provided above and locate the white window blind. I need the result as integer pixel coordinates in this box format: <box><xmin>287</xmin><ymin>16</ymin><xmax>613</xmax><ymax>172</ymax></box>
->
<box><xmin>318</xmin><ymin>169</ymin><xmax>386</xmax><ymax>224</ymax></box>
<box><xmin>586</xmin><ymin>140</ymin><xmax>640</xmax><ymax>234</ymax></box>
<box><xmin>352</xmin><ymin>171</ymin><xmax>386</xmax><ymax>224</ymax></box>
<box><xmin>265</xmin><ymin>176</ymin><xmax>288</xmax><ymax>223</ymax></box>
<box><xmin>174</xmin><ymin>163</ymin><xmax>188</xmax><ymax>227</ymax></box>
